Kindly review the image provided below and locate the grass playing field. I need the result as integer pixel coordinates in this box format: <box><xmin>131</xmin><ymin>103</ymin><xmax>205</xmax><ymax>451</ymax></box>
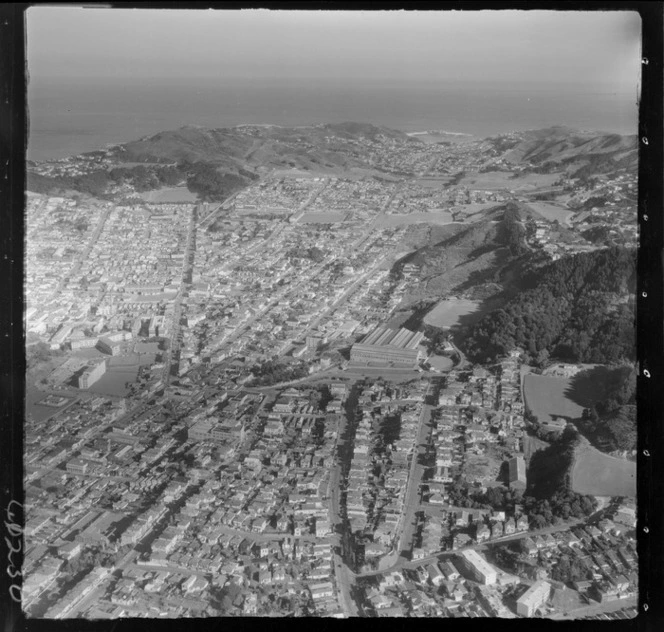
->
<box><xmin>138</xmin><ymin>186</ymin><xmax>197</xmax><ymax>203</ymax></box>
<box><xmin>522</xmin><ymin>374</ymin><xmax>585</xmax><ymax>424</ymax></box>
<box><xmin>423</xmin><ymin>299</ymin><xmax>481</xmax><ymax>329</ymax></box>
<box><xmin>571</xmin><ymin>440</ymin><xmax>636</xmax><ymax>497</ymax></box>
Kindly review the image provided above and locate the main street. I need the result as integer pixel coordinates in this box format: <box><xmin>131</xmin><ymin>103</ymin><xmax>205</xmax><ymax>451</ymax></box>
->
<box><xmin>162</xmin><ymin>204</ymin><xmax>198</xmax><ymax>385</ymax></box>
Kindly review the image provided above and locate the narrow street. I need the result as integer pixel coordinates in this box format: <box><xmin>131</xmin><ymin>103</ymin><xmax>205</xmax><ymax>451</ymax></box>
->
<box><xmin>395</xmin><ymin>401</ymin><xmax>434</xmax><ymax>556</ymax></box>
<box><xmin>356</xmin><ymin>519</ymin><xmax>586</xmax><ymax>578</ymax></box>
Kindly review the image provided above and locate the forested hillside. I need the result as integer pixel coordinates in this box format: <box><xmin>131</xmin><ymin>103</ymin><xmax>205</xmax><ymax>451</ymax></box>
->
<box><xmin>462</xmin><ymin>247</ymin><xmax>636</xmax><ymax>364</ymax></box>
<box><xmin>27</xmin><ymin>160</ymin><xmax>256</xmax><ymax>202</ymax></box>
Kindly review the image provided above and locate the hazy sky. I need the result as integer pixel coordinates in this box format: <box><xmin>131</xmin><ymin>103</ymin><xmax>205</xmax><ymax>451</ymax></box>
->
<box><xmin>27</xmin><ymin>8</ymin><xmax>641</xmax><ymax>90</ymax></box>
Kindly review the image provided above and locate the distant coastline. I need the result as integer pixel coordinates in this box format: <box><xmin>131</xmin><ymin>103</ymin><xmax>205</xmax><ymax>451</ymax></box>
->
<box><xmin>27</xmin><ymin>78</ymin><xmax>637</xmax><ymax>162</ymax></box>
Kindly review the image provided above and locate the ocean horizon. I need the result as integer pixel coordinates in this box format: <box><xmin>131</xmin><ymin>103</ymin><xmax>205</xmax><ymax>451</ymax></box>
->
<box><xmin>27</xmin><ymin>77</ymin><xmax>639</xmax><ymax>162</ymax></box>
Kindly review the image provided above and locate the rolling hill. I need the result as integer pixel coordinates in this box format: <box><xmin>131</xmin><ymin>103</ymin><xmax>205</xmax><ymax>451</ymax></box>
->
<box><xmin>109</xmin><ymin>122</ymin><xmax>419</xmax><ymax>173</ymax></box>
<box><xmin>488</xmin><ymin>126</ymin><xmax>638</xmax><ymax>177</ymax></box>
<box><xmin>388</xmin><ymin>204</ymin><xmax>543</xmax><ymax>325</ymax></box>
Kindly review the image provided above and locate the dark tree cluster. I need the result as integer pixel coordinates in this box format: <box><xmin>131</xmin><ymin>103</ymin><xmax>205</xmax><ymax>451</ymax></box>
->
<box><xmin>581</xmin><ymin>406</ymin><xmax>636</xmax><ymax>453</ymax></box>
<box><xmin>550</xmin><ymin>554</ymin><xmax>594</xmax><ymax>583</ymax></box>
<box><xmin>108</xmin><ymin>164</ymin><xmax>186</xmax><ymax>191</ymax></box>
<box><xmin>498</xmin><ymin>204</ymin><xmax>529</xmax><ymax>256</ymax></box>
<box><xmin>521</xmin><ymin>490</ymin><xmax>596</xmax><ymax>529</ymax></box>
<box><xmin>578</xmin><ymin>365</ymin><xmax>637</xmax><ymax>452</ymax></box>
<box><xmin>249</xmin><ymin>360</ymin><xmax>309</xmax><ymax>386</ymax></box>
<box><xmin>579</xmin><ymin>195</ymin><xmax>609</xmax><ymax>210</ymax></box>
<box><xmin>463</xmin><ymin>247</ymin><xmax>636</xmax><ymax>364</ymax></box>
<box><xmin>28</xmin><ymin>160</ymin><xmax>250</xmax><ymax>202</ymax></box>
<box><xmin>184</xmin><ymin>162</ymin><xmax>248</xmax><ymax>201</ymax></box>
<box><xmin>27</xmin><ymin>170</ymin><xmax>114</xmax><ymax>198</ymax></box>
<box><xmin>581</xmin><ymin>225</ymin><xmax>614</xmax><ymax>244</ymax></box>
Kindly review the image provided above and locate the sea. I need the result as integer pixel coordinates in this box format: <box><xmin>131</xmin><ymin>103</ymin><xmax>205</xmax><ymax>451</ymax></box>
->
<box><xmin>27</xmin><ymin>77</ymin><xmax>639</xmax><ymax>162</ymax></box>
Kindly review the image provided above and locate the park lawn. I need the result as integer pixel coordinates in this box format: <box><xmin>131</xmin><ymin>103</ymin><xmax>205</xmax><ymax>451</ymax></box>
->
<box><xmin>523</xmin><ymin>374</ymin><xmax>585</xmax><ymax>424</ymax></box>
<box><xmin>424</xmin><ymin>299</ymin><xmax>481</xmax><ymax>329</ymax></box>
<box><xmin>139</xmin><ymin>186</ymin><xmax>198</xmax><ymax>203</ymax></box>
<box><xmin>571</xmin><ymin>440</ymin><xmax>636</xmax><ymax>497</ymax></box>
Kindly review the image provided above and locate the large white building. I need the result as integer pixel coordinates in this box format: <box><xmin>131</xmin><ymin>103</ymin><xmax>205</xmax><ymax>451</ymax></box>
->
<box><xmin>516</xmin><ymin>580</ymin><xmax>551</xmax><ymax>617</ymax></box>
<box><xmin>78</xmin><ymin>360</ymin><xmax>107</xmax><ymax>389</ymax></box>
<box><xmin>457</xmin><ymin>549</ymin><xmax>497</xmax><ymax>585</ymax></box>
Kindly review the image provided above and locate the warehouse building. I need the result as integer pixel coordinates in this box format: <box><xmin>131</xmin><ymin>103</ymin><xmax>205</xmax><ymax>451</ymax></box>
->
<box><xmin>350</xmin><ymin>325</ymin><xmax>425</xmax><ymax>367</ymax></box>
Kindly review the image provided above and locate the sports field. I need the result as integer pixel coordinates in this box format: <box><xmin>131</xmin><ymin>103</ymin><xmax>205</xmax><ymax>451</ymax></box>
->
<box><xmin>423</xmin><ymin>299</ymin><xmax>480</xmax><ymax>329</ymax></box>
<box><xmin>522</xmin><ymin>374</ymin><xmax>585</xmax><ymax>424</ymax></box>
<box><xmin>139</xmin><ymin>186</ymin><xmax>197</xmax><ymax>203</ymax></box>
<box><xmin>571</xmin><ymin>440</ymin><xmax>636</xmax><ymax>497</ymax></box>
<box><xmin>428</xmin><ymin>355</ymin><xmax>454</xmax><ymax>372</ymax></box>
